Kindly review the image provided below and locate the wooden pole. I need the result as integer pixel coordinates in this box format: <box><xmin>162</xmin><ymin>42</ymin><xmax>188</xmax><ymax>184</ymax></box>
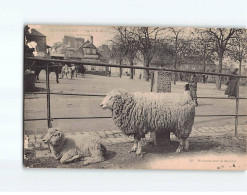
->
<box><xmin>235</xmin><ymin>77</ymin><xmax>240</xmax><ymax>136</ymax></box>
<box><xmin>150</xmin><ymin>71</ymin><xmax>154</xmax><ymax>92</ymax></box>
<box><xmin>46</xmin><ymin>63</ymin><xmax>52</xmax><ymax>128</ymax></box>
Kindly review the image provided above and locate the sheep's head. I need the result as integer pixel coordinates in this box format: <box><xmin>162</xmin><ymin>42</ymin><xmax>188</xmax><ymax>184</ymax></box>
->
<box><xmin>100</xmin><ymin>89</ymin><xmax>127</xmax><ymax>110</ymax></box>
<box><xmin>42</xmin><ymin>128</ymin><xmax>65</xmax><ymax>146</ymax></box>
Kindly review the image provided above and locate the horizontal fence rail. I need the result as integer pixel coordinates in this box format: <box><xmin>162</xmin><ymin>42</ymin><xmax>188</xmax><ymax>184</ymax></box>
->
<box><xmin>24</xmin><ymin>114</ymin><xmax>247</xmax><ymax>122</ymax></box>
<box><xmin>24</xmin><ymin>92</ymin><xmax>247</xmax><ymax>100</ymax></box>
<box><xmin>25</xmin><ymin>92</ymin><xmax>106</xmax><ymax>97</ymax></box>
<box><xmin>24</xmin><ymin>57</ymin><xmax>247</xmax><ymax>135</ymax></box>
<box><xmin>25</xmin><ymin>57</ymin><xmax>247</xmax><ymax>78</ymax></box>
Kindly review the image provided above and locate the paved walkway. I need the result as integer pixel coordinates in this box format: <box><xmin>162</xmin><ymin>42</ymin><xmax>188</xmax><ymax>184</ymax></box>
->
<box><xmin>25</xmin><ymin>125</ymin><xmax>247</xmax><ymax>152</ymax></box>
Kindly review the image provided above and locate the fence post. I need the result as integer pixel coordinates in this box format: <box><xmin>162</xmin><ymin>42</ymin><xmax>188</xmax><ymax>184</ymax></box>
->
<box><xmin>235</xmin><ymin>77</ymin><xmax>240</xmax><ymax>136</ymax></box>
<box><xmin>46</xmin><ymin>63</ymin><xmax>52</xmax><ymax>128</ymax></box>
<box><xmin>150</xmin><ymin>71</ymin><xmax>155</xmax><ymax>92</ymax></box>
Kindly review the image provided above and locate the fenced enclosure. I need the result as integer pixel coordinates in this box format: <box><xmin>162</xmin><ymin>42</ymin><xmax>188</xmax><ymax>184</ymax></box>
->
<box><xmin>24</xmin><ymin>57</ymin><xmax>247</xmax><ymax>135</ymax></box>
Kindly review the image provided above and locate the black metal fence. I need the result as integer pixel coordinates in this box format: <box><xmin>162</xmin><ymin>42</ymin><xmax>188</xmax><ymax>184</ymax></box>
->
<box><xmin>24</xmin><ymin>57</ymin><xmax>247</xmax><ymax>135</ymax></box>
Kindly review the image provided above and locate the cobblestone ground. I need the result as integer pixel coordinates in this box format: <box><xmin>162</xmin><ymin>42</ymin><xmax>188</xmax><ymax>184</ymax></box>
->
<box><xmin>25</xmin><ymin>124</ymin><xmax>247</xmax><ymax>158</ymax></box>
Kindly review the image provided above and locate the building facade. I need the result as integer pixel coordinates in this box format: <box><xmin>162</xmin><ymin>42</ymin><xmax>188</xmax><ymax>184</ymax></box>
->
<box><xmin>25</xmin><ymin>28</ymin><xmax>47</xmax><ymax>57</ymax></box>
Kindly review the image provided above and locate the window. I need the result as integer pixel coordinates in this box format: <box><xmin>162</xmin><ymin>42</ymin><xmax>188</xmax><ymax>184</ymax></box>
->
<box><xmin>92</xmin><ymin>49</ymin><xmax>96</xmax><ymax>54</ymax></box>
<box><xmin>185</xmin><ymin>65</ymin><xmax>189</xmax><ymax>70</ymax></box>
<box><xmin>192</xmin><ymin>65</ymin><xmax>195</xmax><ymax>70</ymax></box>
<box><xmin>84</xmin><ymin>48</ymin><xmax>90</xmax><ymax>55</ymax></box>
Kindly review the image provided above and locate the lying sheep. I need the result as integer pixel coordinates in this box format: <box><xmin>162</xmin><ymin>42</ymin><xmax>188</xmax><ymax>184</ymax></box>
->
<box><xmin>42</xmin><ymin>128</ymin><xmax>107</xmax><ymax>165</ymax></box>
<box><xmin>100</xmin><ymin>84</ymin><xmax>195</xmax><ymax>156</ymax></box>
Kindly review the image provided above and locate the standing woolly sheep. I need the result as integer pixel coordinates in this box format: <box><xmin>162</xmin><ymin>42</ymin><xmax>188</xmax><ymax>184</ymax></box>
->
<box><xmin>42</xmin><ymin>128</ymin><xmax>107</xmax><ymax>165</ymax></box>
<box><xmin>100</xmin><ymin>84</ymin><xmax>195</xmax><ymax>156</ymax></box>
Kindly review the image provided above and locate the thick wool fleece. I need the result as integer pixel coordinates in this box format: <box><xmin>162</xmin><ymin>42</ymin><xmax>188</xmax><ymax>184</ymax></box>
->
<box><xmin>111</xmin><ymin>90</ymin><xmax>195</xmax><ymax>139</ymax></box>
<box><xmin>50</xmin><ymin>135</ymin><xmax>106</xmax><ymax>161</ymax></box>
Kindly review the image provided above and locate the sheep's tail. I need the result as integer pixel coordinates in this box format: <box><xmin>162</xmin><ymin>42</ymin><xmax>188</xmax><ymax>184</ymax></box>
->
<box><xmin>99</xmin><ymin>143</ymin><xmax>107</xmax><ymax>157</ymax></box>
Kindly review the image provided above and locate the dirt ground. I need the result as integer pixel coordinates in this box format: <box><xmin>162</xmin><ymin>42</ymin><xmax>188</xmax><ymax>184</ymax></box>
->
<box><xmin>24</xmin><ymin>133</ymin><xmax>246</xmax><ymax>170</ymax></box>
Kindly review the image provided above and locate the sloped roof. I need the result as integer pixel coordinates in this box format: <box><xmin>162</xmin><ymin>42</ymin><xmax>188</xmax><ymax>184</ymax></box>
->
<box><xmin>25</xmin><ymin>28</ymin><xmax>46</xmax><ymax>37</ymax></box>
<box><xmin>79</xmin><ymin>41</ymin><xmax>97</xmax><ymax>49</ymax></box>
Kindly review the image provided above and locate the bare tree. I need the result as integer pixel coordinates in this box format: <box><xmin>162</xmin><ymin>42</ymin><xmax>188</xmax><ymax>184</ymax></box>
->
<box><xmin>193</xmin><ymin>29</ymin><xmax>215</xmax><ymax>72</ymax></box>
<box><xmin>204</xmin><ymin>28</ymin><xmax>240</xmax><ymax>89</ymax></box>
<box><xmin>110</xmin><ymin>43</ymin><xmax>126</xmax><ymax>78</ymax></box>
<box><xmin>131</xmin><ymin>27</ymin><xmax>165</xmax><ymax>81</ymax></box>
<box><xmin>167</xmin><ymin>27</ymin><xmax>190</xmax><ymax>84</ymax></box>
<box><xmin>151</xmin><ymin>41</ymin><xmax>174</xmax><ymax>68</ymax></box>
<box><xmin>228</xmin><ymin>30</ymin><xmax>247</xmax><ymax>76</ymax></box>
<box><xmin>113</xmin><ymin>27</ymin><xmax>139</xmax><ymax>79</ymax></box>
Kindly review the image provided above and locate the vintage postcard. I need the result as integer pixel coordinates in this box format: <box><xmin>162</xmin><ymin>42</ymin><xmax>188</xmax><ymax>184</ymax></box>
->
<box><xmin>24</xmin><ymin>25</ymin><xmax>247</xmax><ymax>170</ymax></box>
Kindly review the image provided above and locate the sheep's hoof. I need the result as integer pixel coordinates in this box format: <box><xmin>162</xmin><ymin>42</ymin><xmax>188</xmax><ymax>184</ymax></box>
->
<box><xmin>83</xmin><ymin>157</ymin><xmax>92</xmax><ymax>166</ymax></box>
<box><xmin>128</xmin><ymin>148</ymin><xmax>137</xmax><ymax>153</ymax></box>
<box><xmin>83</xmin><ymin>162</ymin><xmax>89</xmax><ymax>166</ymax></box>
<box><xmin>60</xmin><ymin>159</ymin><xmax>68</xmax><ymax>164</ymax></box>
<box><xmin>184</xmin><ymin>142</ymin><xmax>189</xmax><ymax>151</ymax></box>
<box><xmin>136</xmin><ymin>153</ymin><xmax>144</xmax><ymax>157</ymax></box>
<box><xmin>83</xmin><ymin>160</ymin><xmax>89</xmax><ymax>166</ymax></box>
<box><xmin>176</xmin><ymin>148</ymin><xmax>182</xmax><ymax>153</ymax></box>
<box><xmin>135</xmin><ymin>150</ymin><xmax>143</xmax><ymax>156</ymax></box>
<box><xmin>184</xmin><ymin>146</ymin><xmax>189</xmax><ymax>151</ymax></box>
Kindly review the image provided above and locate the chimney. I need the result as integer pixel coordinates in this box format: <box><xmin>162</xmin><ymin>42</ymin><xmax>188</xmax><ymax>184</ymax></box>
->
<box><xmin>90</xmin><ymin>36</ymin><xmax>93</xmax><ymax>44</ymax></box>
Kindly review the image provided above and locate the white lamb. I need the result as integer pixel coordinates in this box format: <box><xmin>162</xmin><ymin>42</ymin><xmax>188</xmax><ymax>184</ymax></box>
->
<box><xmin>42</xmin><ymin>128</ymin><xmax>107</xmax><ymax>165</ymax></box>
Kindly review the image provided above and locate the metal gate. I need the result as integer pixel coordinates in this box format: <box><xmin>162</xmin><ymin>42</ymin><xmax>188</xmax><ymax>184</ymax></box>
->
<box><xmin>24</xmin><ymin>57</ymin><xmax>247</xmax><ymax>135</ymax></box>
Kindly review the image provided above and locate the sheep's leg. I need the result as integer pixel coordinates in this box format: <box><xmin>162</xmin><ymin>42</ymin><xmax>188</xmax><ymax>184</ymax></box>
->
<box><xmin>176</xmin><ymin>138</ymin><xmax>188</xmax><ymax>153</ymax></box>
<box><xmin>176</xmin><ymin>139</ymin><xmax>185</xmax><ymax>153</ymax></box>
<box><xmin>60</xmin><ymin>150</ymin><xmax>82</xmax><ymax>164</ymax></box>
<box><xmin>60</xmin><ymin>153</ymin><xmax>81</xmax><ymax>164</ymax></box>
<box><xmin>136</xmin><ymin>139</ymin><xmax>143</xmax><ymax>156</ymax></box>
<box><xmin>129</xmin><ymin>137</ymin><xmax>138</xmax><ymax>153</ymax></box>
<box><xmin>83</xmin><ymin>150</ymin><xmax>105</xmax><ymax>166</ymax></box>
<box><xmin>83</xmin><ymin>156</ymin><xmax>104</xmax><ymax>166</ymax></box>
<box><xmin>184</xmin><ymin>138</ymin><xmax>189</xmax><ymax>151</ymax></box>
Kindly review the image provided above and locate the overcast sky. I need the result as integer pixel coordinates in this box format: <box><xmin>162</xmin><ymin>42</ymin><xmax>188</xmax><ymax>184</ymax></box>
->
<box><xmin>29</xmin><ymin>25</ymin><xmax>115</xmax><ymax>47</ymax></box>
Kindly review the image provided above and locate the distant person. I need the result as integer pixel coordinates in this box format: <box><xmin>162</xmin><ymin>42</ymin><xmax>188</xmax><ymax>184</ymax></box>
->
<box><xmin>139</xmin><ymin>73</ymin><xmax>142</xmax><ymax>80</ymax></box>
<box><xmin>71</xmin><ymin>64</ymin><xmax>76</xmax><ymax>79</ymax></box>
<box><xmin>180</xmin><ymin>73</ymin><xmax>183</xmax><ymax>81</ymax></box>
<box><xmin>188</xmin><ymin>73</ymin><xmax>198</xmax><ymax>106</ymax></box>
<box><xmin>202</xmin><ymin>74</ymin><xmax>207</xmax><ymax>83</ymax></box>
<box><xmin>225</xmin><ymin>68</ymin><xmax>239</xmax><ymax>98</ymax></box>
<box><xmin>61</xmin><ymin>64</ymin><xmax>69</xmax><ymax>79</ymax></box>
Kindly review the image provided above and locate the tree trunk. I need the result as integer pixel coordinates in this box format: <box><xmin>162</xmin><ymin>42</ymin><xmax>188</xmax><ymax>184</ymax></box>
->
<box><xmin>129</xmin><ymin>59</ymin><xmax>134</xmax><ymax>79</ymax></box>
<box><xmin>203</xmin><ymin>45</ymin><xmax>206</xmax><ymax>72</ymax></box>
<box><xmin>173</xmin><ymin>54</ymin><xmax>177</xmax><ymax>85</ymax></box>
<box><xmin>119</xmin><ymin>60</ymin><xmax>122</xmax><ymax>78</ymax></box>
<box><xmin>150</xmin><ymin>71</ymin><xmax>155</xmax><ymax>92</ymax></box>
<box><xmin>143</xmin><ymin>57</ymin><xmax>149</xmax><ymax>81</ymax></box>
<box><xmin>216</xmin><ymin>55</ymin><xmax>223</xmax><ymax>90</ymax></box>
<box><xmin>239</xmin><ymin>60</ymin><xmax>242</xmax><ymax>76</ymax></box>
